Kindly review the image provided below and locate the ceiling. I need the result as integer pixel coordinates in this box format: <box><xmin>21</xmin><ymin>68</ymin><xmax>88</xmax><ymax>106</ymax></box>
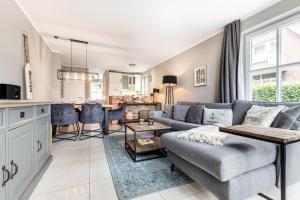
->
<box><xmin>15</xmin><ymin>0</ymin><xmax>279</xmax><ymax>73</ymax></box>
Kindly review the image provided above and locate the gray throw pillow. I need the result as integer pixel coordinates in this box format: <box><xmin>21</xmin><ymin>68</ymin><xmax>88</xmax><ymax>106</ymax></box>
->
<box><xmin>173</xmin><ymin>105</ymin><xmax>191</xmax><ymax>122</ymax></box>
<box><xmin>162</xmin><ymin>105</ymin><xmax>173</xmax><ymax>119</ymax></box>
<box><xmin>272</xmin><ymin>106</ymin><xmax>300</xmax><ymax>130</ymax></box>
<box><xmin>186</xmin><ymin>105</ymin><xmax>205</xmax><ymax>124</ymax></box>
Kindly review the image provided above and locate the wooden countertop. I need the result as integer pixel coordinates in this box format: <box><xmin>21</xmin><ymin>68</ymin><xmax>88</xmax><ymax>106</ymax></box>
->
<box><xmin>125</xmin><ymin>102</ymin><xmax>161</xmax><ymax>106</ymax></box>
<box><xmin>0</xmin><ymin>100</ymin><xmax>52</xmax><ymax>108</ymax></box>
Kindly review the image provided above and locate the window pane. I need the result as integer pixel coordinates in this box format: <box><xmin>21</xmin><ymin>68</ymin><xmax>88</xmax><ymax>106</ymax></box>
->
<box><xmin>251</xmin><ymin>31</ymin><xmax>277</xmax><ymax>70</ymax></box>
<box><xmin>251</xmin><ymin>70</ymin><xmax>276</xmax><ymax>102</ymax></box>
<box><xmin>281</xmin><ymin>66</ymin><xmax>300</xmax><ymax>102</ymax></box>
<box><xmin>280</xmin><ymin>21</ymin><xmax>300</xmax><ymax>65</ymax></box>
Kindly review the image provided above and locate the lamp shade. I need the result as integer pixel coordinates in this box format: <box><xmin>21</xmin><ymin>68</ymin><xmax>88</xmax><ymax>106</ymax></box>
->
<box><xmin>162</xmin><ymin>75</ymin><xmax>177</xmax><ymax>85</ymax></box>
<box><xmin>153</xmin><ymin>88</ymin><xmax>160</xmax><ymax>93</ymax></box>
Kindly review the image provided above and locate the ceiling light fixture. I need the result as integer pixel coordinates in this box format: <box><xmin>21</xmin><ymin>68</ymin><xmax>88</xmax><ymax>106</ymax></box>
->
<box><xmin>55</xmin><ymin>35</ymin><xmax>100</xmax><ymax>81</ymax></box>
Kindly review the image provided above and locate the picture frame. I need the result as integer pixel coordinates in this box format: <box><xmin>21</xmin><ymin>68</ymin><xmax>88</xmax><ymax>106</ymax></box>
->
<box><xmin>194</xmin><ymin>65</ymin><xmax>207</xmax><ymax>87</ymax></box>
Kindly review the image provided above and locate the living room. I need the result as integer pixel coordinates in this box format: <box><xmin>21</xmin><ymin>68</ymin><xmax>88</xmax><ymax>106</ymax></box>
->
<box><xmin>0</xmin><ymin>0</ymin><xmax>300</xmax><ymax>200</ymax></box>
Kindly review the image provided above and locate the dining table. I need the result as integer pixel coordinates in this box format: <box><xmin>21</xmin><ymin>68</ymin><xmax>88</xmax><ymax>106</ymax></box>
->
<box><xmin>52</xmin><ymin>103</ymin><xmax>114</xmax><ymax>137</ymax></box>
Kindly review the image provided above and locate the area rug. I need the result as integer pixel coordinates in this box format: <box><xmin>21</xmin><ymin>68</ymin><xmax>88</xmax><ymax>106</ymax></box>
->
<box><xmin>103</xmin><ymin>134</ymin><xmax>192</xmax><ymax>200</ymax></box>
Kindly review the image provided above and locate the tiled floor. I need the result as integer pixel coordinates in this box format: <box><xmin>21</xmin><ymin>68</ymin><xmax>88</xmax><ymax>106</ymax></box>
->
<box><xmin>30</xmin><ymin>135</ymin><xmax>300</xmax><ymax>200</ymax></box>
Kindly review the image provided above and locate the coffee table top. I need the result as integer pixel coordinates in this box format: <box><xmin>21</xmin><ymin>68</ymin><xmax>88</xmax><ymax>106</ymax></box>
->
<box><xmin>125</xmin><ymin>122</ymin><xmax>171</xmax><ymax>132</ymax></box>
<box><xmin>220</xmin><ymin>125</ymin><xmax>300</xmax><ymax>144</ymax></box>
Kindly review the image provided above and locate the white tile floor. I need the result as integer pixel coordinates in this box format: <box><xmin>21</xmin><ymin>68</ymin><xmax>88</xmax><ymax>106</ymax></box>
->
<box><xmin>30</xmin><ymin>136</ymin><xmax>300</xmax><ymax>200</ymax></box>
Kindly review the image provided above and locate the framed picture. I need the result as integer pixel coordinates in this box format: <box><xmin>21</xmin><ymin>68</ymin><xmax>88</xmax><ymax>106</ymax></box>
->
<box><xmin>194</xmin><ymin>65</ymin><xmax>207</xmax><ymax>87</ymax></box>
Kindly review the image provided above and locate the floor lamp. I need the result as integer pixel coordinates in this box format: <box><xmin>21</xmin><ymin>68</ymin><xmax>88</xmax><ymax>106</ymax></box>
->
<box><xmin>163</xmin><ymin>75</ymin><xmax>177</xmax><ymax>104</ymax></box>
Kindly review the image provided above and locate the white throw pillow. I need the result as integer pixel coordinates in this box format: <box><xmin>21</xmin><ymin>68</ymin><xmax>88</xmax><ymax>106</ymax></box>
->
<box><xmin>203</xmin><ymin>108</ymin><xmax>233</xmax><ymax>126</ymax></box>
<box><xmin>243</xmin><ymin>105</ymin><xmax>286</xmax><ymax>127</ymax></box>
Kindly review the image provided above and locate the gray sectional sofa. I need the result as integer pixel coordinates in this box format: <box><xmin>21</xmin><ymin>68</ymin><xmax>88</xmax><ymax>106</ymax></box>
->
<box><xmin>154</xmin><ymin>100</ymin><xmax>300</xmax><ymax>200</ymax></box>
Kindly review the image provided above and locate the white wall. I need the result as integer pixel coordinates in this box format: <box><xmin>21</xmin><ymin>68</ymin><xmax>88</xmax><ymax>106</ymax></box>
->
<box><xmin>0</xmin><ymin>0</ymin><xmax>59</xmax><ymax>100</ymax></box>
<box><xmin>145</xmin><ymin>32</ymin><xmax>223</xmax><ymax>104</ymax></box>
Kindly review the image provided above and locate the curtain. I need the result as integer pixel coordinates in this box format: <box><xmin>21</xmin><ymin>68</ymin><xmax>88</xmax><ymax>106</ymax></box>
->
<box><xmin>219</xmin><ymin>20</ymin><xmax>241</xmax><ymax>103</ymax></box>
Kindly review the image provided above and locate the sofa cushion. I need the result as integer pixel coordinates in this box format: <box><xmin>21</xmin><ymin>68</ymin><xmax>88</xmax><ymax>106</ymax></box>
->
<box><xmin>243</xmin><ymin>105</ymin><xmax>285</xmax><ymax>127</ymax></box>
<box><xmin>173</xmin><ymin>105</ymin><xmax>190</xmax><ymax>121</ymax></box>
<box><xmin>272</xmin><ymin>106</ymin><xmax>300</xmax><ymax>130</ymax></box>
<box><xmin>203</xmin><ymin>108</ymin><xmax>233</xmax><ymax>125</ymax></box>
<box><xmin>186</xmin><ymin>105</ymin><xmax>205</xmax><ymax>124</ymax></box>
<box><xmin>162</xmin><ymin>105</ymin><xmax>173</xmax><ymax>119</ymax></box>
<box><xmin>161</xmin><ymin>131</ymin><xmax>277</xmax><ymax>182</ymax></box>
<box><xmin>171</xmin><ymin>120</ymin><xmax>201</xmax><ymax>131</ymax></box>
<box><xmin>153</xmin><ymin>117</ymin><xmax>174</xmax><ymax>126</ymax></box>
<box><xmin>232</xmin><ymin>100</ymin><xmax>260</xmax><ymax>125</ymax></box>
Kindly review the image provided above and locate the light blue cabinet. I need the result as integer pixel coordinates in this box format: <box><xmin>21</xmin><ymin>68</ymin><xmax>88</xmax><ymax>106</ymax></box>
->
<box><xmin>0</xmin><ymin>131</ymin><xmax>6</xmax><ymax>200</ymax></box>
<box><xmin>0</xmin><ymin>104</ymin><xmax>51</xmax><ymax>200</ymax></box>
<box><xmin>34</xmin><ymin>116</ymin><xmax>50</xmax><ymax>173</ymax></box>
<box><xmin>8</xmin><ymin>123</ymin><xmax>35</xmax><ymax>200</ymax></box>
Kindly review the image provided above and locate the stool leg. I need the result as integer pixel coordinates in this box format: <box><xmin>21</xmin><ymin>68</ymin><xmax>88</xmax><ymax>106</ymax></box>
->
<box><xmin>80</xmin><ymin>123</ymin><xmax>85</xmax><ymax>140</ymax></box>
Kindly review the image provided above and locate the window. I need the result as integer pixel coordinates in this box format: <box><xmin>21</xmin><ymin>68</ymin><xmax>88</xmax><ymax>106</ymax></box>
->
<box><xmin>245</xmin><ymin>15</ymin><xmax>300</xmax><ymax>102</ymax></box>
<box><xmin>90</xmin><ymin>81</ymin><xmax>103</xmax><ymax>100</ymax></box>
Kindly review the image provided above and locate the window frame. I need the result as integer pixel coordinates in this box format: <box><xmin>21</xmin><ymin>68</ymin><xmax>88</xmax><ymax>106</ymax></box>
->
<box><xmin>245</xmin><ymin>12</ymin><xmax>300</xmax><ymax>101</ymax></box>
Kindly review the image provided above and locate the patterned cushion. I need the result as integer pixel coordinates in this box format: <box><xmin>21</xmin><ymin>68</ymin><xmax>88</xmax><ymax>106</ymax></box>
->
<box><xmin>243</xmin><ymin>105</ymin><xmax>285</xmax><ymax>127</ymax></box>
<box><xmin>173</xmin><ymin>105</ymin><xmax>190</xmax><ymax>122</ymax></box>
<box><xmin>272</xmin><ymin>106</ymin><xmax>300</xmax><ymax>130</ymax></box>
<box><xmin>186</xmin><ymin>105</ymin><xmax>205</xmax><ymax>124</ymax></box>
<box><xmin>203</xmin><ymin>108</ymin><xmax>233</xmax><ymax>125</ymax></box>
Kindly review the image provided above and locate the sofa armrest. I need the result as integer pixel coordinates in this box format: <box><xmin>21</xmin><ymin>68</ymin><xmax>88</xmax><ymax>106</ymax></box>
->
<box><xmin>153</xmin><ymin>111</ymin><xmax>163</xmax><ymax>118</ymax></box>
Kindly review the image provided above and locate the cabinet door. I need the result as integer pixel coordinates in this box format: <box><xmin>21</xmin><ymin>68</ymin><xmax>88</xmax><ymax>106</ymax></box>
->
<box><xmin>109</xmin><ymin>73</ymin><xmax>122</xmax><ymax>96</ymax></box>
<box><xmin>0</xmin><ymin>132</ymin><xmax>6</xmax><ymax>200</ymax></box>
<box><xmin>8</xmin><ymin>123</ymin><xmax>34</xmax><ymax>200</ymax></box>
<box><xmin>34</xmin><ymin>117</ymin><xmax>50</xmax><ymax>173</ymax></box>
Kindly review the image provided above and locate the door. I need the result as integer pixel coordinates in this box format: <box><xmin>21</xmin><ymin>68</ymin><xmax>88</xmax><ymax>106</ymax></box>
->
<box><xmin>0</xmin><ymin>131</ymin><xmax>6</xmax><ymax>200</ymax></box>
<box><xmin>8</xmin><ymin>123</ymin><xmax>34</xmax><ymax>200</ymax></box>
<box><xmin>34</xmin><ymin>117</ymin><xmax>50</xmax><ymax>173</ymax></box>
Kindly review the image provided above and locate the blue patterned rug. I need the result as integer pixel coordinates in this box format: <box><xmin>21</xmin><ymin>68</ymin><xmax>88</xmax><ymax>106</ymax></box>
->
<box><xmin>103</xmin><ymin>134</ymin><xmax>192</xmax><ymax>200</ymax></box>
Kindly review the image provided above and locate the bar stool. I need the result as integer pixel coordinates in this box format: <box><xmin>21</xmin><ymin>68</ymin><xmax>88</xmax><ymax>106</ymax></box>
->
<box><xmin>51</xmin><ymin>104</ymin><xmax>80</xmax><ymax>142</ymax></box>
<box><xmin>108</xmin><ymin>103</ymin><xmax>127</xmax><ymax>133</ymax></box>
<box><xmin>79</xmin><ymin>103</ymin><xmax>104</xmax><ymax>140</ymax></box>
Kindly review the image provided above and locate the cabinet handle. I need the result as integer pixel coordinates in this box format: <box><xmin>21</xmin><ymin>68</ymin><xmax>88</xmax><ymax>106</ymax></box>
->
<box><xmin>10</xmin><ymin>161</ymin><xmax>18</xmax><ymax>179</ymax></box>
<box><xmin>20</xmin><ymin>112</ymin><xmax>25</xmax><ymax>118</ymax></box>
<box><xmin>37</xmin><ymin>140</ymin><xmax>40</xmax><ymax>152</ymax></box>
<box><xmin>2</xmin><ymin>166</ymin><xmax>10</xmax><ymax>187</ymax></box>
<box><xmin>37</xmin><ymin>140</ymin><xmax>42</xmax><ymax>152</ymax></box>
<box><xmin>41</xmin><ymin>108</ymin><xmax>45</xmax><ymax>113</ymax></box>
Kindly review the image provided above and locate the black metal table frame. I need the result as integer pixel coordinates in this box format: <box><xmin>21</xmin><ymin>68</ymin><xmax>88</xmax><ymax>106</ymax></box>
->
<box><xmin>124</xmin><ymin>124</ymin><xmax>171</xmax><ymax>162</ymax></box>
<box><xmin>221</xmin><ymin>130</ymin><xmax>300</xmax><ymax>200</ymax></box>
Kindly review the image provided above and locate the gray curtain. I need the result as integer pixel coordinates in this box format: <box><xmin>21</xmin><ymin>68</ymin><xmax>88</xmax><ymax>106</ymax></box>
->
<box><xmin>219</xmin><ymin>20</ymin><xmax>241</xmax><ymax>103</ymax></box>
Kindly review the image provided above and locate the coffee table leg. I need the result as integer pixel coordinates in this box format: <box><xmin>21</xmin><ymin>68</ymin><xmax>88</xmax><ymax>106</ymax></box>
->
<box><xmin>280</xmin><ymin>143</ymin><xmax>286</xmax><ymax>200</ymax></box>
<box><xmin>125</xmin><ymin>125</ymin><xmax>127</xmax><ymax>148</ymax></box>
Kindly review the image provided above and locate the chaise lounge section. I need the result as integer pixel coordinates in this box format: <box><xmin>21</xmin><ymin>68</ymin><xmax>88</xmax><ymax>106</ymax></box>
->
<box><xmin>156</xmin><ymin>100</ymin><xmax>300</xmax><ymax>200</ymax></box>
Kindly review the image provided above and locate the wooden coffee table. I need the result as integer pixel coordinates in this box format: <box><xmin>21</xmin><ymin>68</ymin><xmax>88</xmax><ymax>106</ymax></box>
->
<box><xmin>220</xmin><ymin>125</ymin><xmax>300</xmax><ymax>200</ymax></box>
<box><xmin>125</xmin><ymin>122</ymin><xmax>171</xmax><ymax>162</ymax></box>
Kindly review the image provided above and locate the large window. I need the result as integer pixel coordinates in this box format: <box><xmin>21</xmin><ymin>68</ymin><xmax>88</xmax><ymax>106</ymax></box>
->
<box><xmin>246</xmin><ymin>15</ymin><xmax>300</xmax><ymax>102</ymax></box>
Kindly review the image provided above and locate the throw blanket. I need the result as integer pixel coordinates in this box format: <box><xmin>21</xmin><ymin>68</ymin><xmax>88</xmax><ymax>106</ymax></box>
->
<box><xmin>176</xmin><ymin>125</ymin><xmax>230</xmax><ymax>145</ymax></box>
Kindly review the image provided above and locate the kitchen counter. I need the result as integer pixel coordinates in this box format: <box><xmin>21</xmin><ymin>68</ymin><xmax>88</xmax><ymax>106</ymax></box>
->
<box><xmin>0</xmin><ymin>100</ymin><xmax>52</xmax><ymax>108</ymax></box>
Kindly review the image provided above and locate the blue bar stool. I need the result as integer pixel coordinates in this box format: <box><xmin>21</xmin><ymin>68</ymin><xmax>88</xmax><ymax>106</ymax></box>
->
<box><xmin>108</xmin><ymin>103</ymin><xmax>127</xmax><ymax>133</ymax></box>
<box><xmin>79</xmin><ymin>103</ymin><xmax>104</xmax><ymax>140</ymax></box>
<box><xmin>51</xmin><ymin>104</ymin><xmax>80</xmax><ymax>142</ymax></box>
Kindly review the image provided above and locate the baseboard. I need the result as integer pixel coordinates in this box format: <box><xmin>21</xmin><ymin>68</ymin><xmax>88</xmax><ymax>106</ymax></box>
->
<box><xmin>20</xmin><ymin>155</ymin><xmax>53</xmax><ymax>200</ymax></box>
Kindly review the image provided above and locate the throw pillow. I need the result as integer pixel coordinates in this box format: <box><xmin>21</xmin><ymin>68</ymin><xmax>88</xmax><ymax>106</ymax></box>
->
<box><xmin>186</xmin><ymin>105</ymin><xmax>205</xmax><ymax>124</ymax></box>
<box><xmin>272</xmin><ymin>106</ymin><xmax>300</xmax><ymax>130</ymax></box>
<box><xmin>243</xmin><ymin>105</ymin><xmax>285</xmax><ymax>127</ymax></box>
<box><xmin>173</xmin><ymin>105</ymin><xmax>191</xmax><ymax>121</ymax></box>
<box><xmin>203</xmin><ymin>108</ymin><xmax>233</xmax><ymax>125</ymax></box>
<box><xmin>162</xmin><ymin>105</ymin><xmax>173</xmax><ymax>119</ymax></box>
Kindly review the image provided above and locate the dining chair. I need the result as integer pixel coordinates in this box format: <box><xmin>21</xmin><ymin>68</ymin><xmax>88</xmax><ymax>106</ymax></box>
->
<box><xmin>79</xmin><ymin>103</ymin><xmax>104</xmax><ymax>140</ymax></box>
<box><xmin>51</xmin><ymin>104</ymin><xmax>80</xmax><ymax>142</ymax></box>
<box><xmin>108</xmin><ymin>103</ymin><xmax>127</xmax><ymax>133</ymax></box>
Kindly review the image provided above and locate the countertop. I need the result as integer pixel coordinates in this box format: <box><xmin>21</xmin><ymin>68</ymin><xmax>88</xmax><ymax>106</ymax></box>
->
<box><xmin>0</xmin><ymin>100</ymin><xmax>52</xmax><ymax>108</ymax></box>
